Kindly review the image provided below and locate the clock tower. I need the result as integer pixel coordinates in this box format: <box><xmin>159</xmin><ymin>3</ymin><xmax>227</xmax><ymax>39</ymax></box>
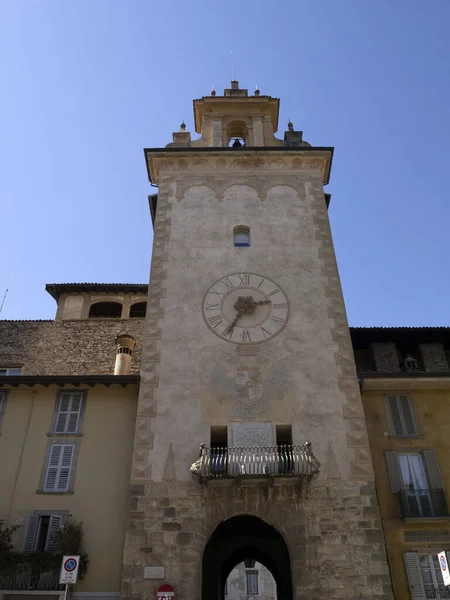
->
<box><xmin>122</xmin><ymin>82</ymin><xmax>392</xmax><ymax>600</ymax></box>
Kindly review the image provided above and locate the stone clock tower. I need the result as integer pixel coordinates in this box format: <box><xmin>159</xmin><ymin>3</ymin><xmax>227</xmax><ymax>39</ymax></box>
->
<box><xmin>121</xmin><ymin>82</ymin><xmax>392</xmax><ymax>600</ymax></box>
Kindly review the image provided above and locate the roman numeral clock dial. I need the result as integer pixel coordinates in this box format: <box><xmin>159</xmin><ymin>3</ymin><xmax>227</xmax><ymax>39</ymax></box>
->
<box><xmin>202</xmin><ymin>273</ymin><xmax>289</xmax><ymax>344</ymax></box>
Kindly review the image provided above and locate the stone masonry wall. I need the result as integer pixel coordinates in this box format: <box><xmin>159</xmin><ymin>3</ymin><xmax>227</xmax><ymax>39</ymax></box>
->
<box><xmin>0</xmin><ymin>319</ymin><xmax>145</xmax><ymax>375</ymax></box>
<box><xmin>123</xmin><ymin>480</ymin><xmax>390</xmax><ymax>600</ymax></box>
<box><xmin>420</xmin><ymin>343</ymin><xmax>449</xmax><ymax>372</ymax></box>
<box><xmin>371</xmin><ymin>343</ymin><xmax>400</xmax><ymax>373</ymax></box>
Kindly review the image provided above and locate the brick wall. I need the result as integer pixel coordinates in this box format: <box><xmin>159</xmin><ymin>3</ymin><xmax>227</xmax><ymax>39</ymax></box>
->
<box><xmin>0</xmin><ymin>319</ymin><xmax>145</xmax><ymax>375</ymax></box>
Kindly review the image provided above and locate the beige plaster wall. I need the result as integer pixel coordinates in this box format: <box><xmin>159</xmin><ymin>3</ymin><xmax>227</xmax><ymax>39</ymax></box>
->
<box><xmin>0</xmin><ymin>384</ymin><xmax>138</xmax><ymax>594</ymax></box>
<box><xmin>55</xmin><ymin>293</ymin><xmax>148</xmax><ymax>320</ymax></box>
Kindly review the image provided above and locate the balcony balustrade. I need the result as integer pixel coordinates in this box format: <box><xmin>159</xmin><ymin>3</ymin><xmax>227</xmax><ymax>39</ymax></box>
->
<box><xmin>190</xmin><ymin>442</ymin><xmax>320</xmax><ymax>480</ymax></box>
<box><xmin>398</xmin><ymin>489</ymin><xmax>449</xmax><ymax>518</ymax></box>
<box><xmin>0</xmin><ymin>570</ymin><xmax>63</xmax><ymax>591</ymax></box>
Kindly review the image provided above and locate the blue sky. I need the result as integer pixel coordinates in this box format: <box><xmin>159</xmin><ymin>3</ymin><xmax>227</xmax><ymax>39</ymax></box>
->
<box><xmin>1</xmin><ymin>1</ymin><xmax>449</xmax><ymax>325</ymax></box>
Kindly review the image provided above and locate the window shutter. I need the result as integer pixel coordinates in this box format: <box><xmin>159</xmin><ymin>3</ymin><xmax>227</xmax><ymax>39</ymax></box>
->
<box><xmin>404</xmin><ymin>552</ymin><xmax>426</xmax><ymax>600</ymax></box>
<box><xmin>44</xmin><ymin>444</ymin><xmax>74</xmax><ymax>492</ymax></box>
<box><xmin>22</xmin><ymin>514</ymin><xmax>39</xmax><ymax>552</ymax></box>
<box><xmin>66</xmin><ymin>394</ymin><xmax>82</xmax><ymax>433</ymax></box>
<box><xmin>422</xmin><ymin>450</ymin><xmax>444</xmax><ymax>490</ymax></box>
<box><xmin>57</xmin><ymin>445</ymin><xmax>74</xmax><ymax>491</ymax></box>
<box><xmin>386</xmin><ymin>396</ymin><xmax>403</xmax><ymax>435</ymax></box>
<box><xmin>45</xmin><ymin>514</ymin><xmax>63</xmax><ymax>551</ymax></box>
<box><xmin>45</xmin><ymin>445</ymin><xmax>62</xmax><ymax>491</ymax></box>
<box><xmin>399</xmin><ymin>396</ymin><xmax>417</xmax><ymax>435</ymax></box>
<box><xmin>55</xmin><ymin>393</ymin><xmax>82</xmax><ymax>434</ymax></box>
<box><xmin>385</xmin><ymin>451</ymin><xmax>402</xmax><ymax>492</ymax></box>
<box><xmin>385</xmin><ymin>395</ymin><xmax>418</xmax><ymax>436</ymax></box>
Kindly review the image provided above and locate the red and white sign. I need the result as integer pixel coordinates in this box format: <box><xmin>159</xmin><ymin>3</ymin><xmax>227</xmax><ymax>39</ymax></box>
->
<box><xmin>59</xmin><ymin>555</ymin><xmax>80</xmax><ymax>584</ymax></box>
<box><xmin>157</xmin><ymin>583</ymin><xmax>175</xmax><ymax>600</ymax></box>
<box><xmin>439</xmin><ymin>551</ymin><xmax>450</xmax><ymax>586</ymax></box>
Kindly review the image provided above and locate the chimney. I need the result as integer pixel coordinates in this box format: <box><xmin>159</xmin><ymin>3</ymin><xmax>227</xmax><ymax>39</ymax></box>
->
<box><xmin>114</xmin><ymin>334</ymin><xmax>136</xmax><ymax>375</ymax></box>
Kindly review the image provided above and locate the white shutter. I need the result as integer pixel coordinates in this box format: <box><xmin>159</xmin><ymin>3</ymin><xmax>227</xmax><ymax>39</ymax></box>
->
<box><xmin>22</xmin><ymin>514</ymin><xmax>39</xmax><ymax>552</ymax></box>
<box><xmin>44</xmin><ymin>444</ymin><xmax>74</xmax><ymax>492</ymax></box>
<box><xmin>57</xmin><ymin>445</ymin><xmax>74</xmax><ymax>491</ymax></box>
<box><xmin>45</xmin><ymin>445</ymin><xmax>62</xmax><ymax>491</ymax></box>
<box><xmin>55</xmin><ymin>392</ymin><xmax>82</xmax><ymax>434</ymax></box>
<box><xmin>404</xmin><ymin>552</ymin><xmax>426</xmax><ymax>600</ymax></box>
<box><xmin>45</xmin><ymin>514</ymin><xmax>63</xmax><ymax>551</ymax></box>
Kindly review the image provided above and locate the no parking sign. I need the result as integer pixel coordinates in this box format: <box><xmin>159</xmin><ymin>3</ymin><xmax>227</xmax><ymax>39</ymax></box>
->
<box><xmin>59</xmin><ymin>555</ymin><xmax>80</xmax><ymax>584</ymax></box>
<box><xmin>438</xmin><ymin>551</ymin><xmax>450</xmax><ymax>586</ymax></box>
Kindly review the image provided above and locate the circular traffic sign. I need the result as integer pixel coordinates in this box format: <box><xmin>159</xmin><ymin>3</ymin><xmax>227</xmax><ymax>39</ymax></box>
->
<box><xmin>441</xmin><ymin>556</ymin><xmax>447</xmax><ymax>571</ymax></box>
<box><xmin>157</xmin><ymin>583</ymin><xmax>175</xmax><ymax>600</ymax></box>
<box><xmin>64</xmin><ymin>558</ymin><xmax>78</xmax><ymax>572</ymax></box>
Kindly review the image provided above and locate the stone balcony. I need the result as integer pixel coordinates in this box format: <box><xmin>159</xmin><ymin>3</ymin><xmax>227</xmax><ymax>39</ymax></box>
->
<box><xmin>190</xmin><ymin>442</ymin><xmax>320</xmax><ymax>480</ymax></box>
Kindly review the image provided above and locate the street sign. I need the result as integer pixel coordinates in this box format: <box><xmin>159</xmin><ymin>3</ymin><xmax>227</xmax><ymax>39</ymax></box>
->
<box><xmin>438</xmin><ymin>551</ymin><xmax>450</xmax><ymax>586</ymax></box>
<box><xmin>59</xmin><ymin>555</ymin><xmax>81</xmax><ymax>584</ymax></box>
<box><xmin>157</xmin><ymin>583</ymin><xmax>175</xmax><ymax>600</ymax></box>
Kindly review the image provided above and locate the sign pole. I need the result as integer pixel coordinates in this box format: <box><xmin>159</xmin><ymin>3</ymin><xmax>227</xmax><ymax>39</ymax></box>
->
<box><xmin>64</xmin><ymin>584</ymin><xmax>69</xmax><ymax>600</ymax></box>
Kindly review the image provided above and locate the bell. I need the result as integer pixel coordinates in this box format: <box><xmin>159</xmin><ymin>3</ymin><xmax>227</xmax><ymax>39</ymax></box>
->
<box><xmin>232</xmin><ymin>138</ymin><xmax>242</xmax><ymax>148</ymax></box>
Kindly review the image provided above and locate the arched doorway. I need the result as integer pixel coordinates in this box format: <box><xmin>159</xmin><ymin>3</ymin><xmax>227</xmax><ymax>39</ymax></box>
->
<box><xmin>202</xmin><ymin>516</ymin><xmax>293</xmax><ymax>600</ymax></box>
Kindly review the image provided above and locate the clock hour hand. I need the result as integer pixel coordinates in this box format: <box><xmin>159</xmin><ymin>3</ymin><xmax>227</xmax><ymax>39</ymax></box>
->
<box><xmin>222</xmin><ymin>310</ymin><xmax>243</xmax><ymax>337</ymax></box>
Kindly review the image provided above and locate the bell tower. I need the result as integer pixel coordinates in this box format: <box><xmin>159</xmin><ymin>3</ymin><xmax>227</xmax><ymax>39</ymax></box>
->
<box><xmin>122</xmin><ymin>83</ymin><xmax>392</xmax><ymax>600</ymax></box>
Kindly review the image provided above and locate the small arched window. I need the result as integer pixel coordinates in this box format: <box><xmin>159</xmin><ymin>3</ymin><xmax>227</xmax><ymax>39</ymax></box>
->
<box><xmin>234</xmin><ymin>226</ymin><xmax>250</xmax><ymax>247</ymax></box>
<box><xmin>88</xmin><ymin>301</ymin><xmax>122</xmax><ymax>318</ymax></box>
<box><xmin>130</xmin><ymin>302</ymin><xmax>147</xmax><ymax>318</ymax></box>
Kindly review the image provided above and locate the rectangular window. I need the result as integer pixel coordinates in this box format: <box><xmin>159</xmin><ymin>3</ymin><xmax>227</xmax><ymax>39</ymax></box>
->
<box><xmin>385</xmin><ymin>395</ymin><xmax>418</xmax><ymax>436</ymax></box>
<box><xmin>385</xmin><ymin>450</ymin><xmax>447</xmax><ymax>518</ymax></box>
<box><xmin>23</xmin><ymin>512</ymin><xmax>66</xmax><ymax>552</ymax></box>
<box><xmin>246</xmin><ymin>570</ymin><xmax>259</xmax><ymax>595</ymax></box>
<box><xmin>0</xmin><ymin>367</ymin><xmax>21</xmax><ymax>376</ymax></box>
<box><xmin>420</xmin><ymin>554</ymin><xmax>449</xmax><ymax>599</ymax></box>
<box><xmin>44</xmin><ymin>444</ymin><xmax>75</xmax><ymax>492</ymax></box>
<box><xmin>53</xmin><ymin>391</ymin><xmax>85</xmax><ymax>434</ymax></box>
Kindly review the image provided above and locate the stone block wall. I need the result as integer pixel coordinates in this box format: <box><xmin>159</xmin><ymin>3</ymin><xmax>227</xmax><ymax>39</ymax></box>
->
<box><xmin>0</xmin><ymin>319</ymin><xmax>144</xmax><ymax>375</ymax></box>
<box><xmin>371</xmin><ymin>343</ymin><xmax>400</xmax><ymax>373</ymax></box>
<box><xmin>420</xmin><ymin>343</ymin><xmax>449</xmax><ymax>372</ymax></box>
<box><xmin>122</xmin><ymin>479</ymin><xmax>392</xmax><ymax>600</ymax></box>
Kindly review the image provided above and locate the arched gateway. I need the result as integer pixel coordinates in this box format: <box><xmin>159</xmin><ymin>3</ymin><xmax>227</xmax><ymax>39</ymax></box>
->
<box><xmin>202</xmin><ymin>516</ymin><xmax>292</xmax><ymax>600</ymax></box>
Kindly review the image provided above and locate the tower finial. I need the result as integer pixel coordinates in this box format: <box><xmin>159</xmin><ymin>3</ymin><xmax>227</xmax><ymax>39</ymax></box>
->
<box><xmin>180</xmin><ymin>121</ymin><xmax>186</xmax><ymax>131</ymax></box>
<box><xmin>210</xmin><ymin>85</ymin><xmax>216</xmax><ymax>96</ymax></box>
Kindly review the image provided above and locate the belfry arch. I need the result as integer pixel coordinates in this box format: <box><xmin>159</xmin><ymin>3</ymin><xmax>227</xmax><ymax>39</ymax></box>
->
<box><xmin>202</xmin><ymin>515</ymin><xmax>293</xmax><ymax>600</ymax></box>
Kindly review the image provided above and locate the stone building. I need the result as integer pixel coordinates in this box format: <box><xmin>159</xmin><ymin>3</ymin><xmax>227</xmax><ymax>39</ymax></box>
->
<box><xmin>225</xmin><ymin>561</ymin><xmax>276</xmax><ymax>600</ymax></box>
<box><xmin>0</xmin><ymin>82</ymin><xmax>448</xmax><ymax>600</ymax></box>
<box><xmin>121</xmin><ymin>81</ymin><xmax>392</xmax><ymax>600</ymax></box>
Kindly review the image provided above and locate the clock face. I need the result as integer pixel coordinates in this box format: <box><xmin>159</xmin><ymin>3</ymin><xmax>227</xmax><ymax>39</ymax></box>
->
<box><xmin>202</xmin><ymin>273</ymin><xmax>289</xmax><ymax>344</ymax></box>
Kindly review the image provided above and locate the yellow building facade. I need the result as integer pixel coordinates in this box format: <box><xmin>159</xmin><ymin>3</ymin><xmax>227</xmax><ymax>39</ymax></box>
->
<box><xmin>0</xmin><ymin>380</ymin><xmax>138</xmax><ymax>599</ymax></box>
<box><xmin>354</xmin><ymin>328</ymin><xmax>450</xmax><ymax>600</ymax></box>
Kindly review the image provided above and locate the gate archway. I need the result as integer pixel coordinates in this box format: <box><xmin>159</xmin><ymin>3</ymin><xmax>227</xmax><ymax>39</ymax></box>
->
<box><xmin>202</xmin><ymin>515</ymin><xmax>293</xmax><ymax>600</ymax></box>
